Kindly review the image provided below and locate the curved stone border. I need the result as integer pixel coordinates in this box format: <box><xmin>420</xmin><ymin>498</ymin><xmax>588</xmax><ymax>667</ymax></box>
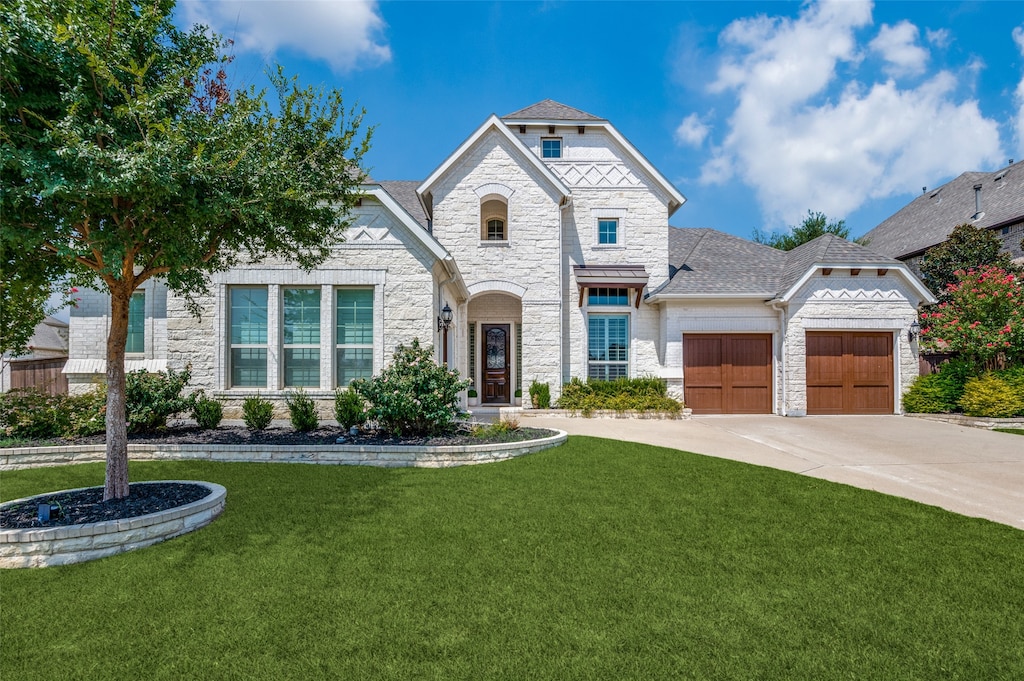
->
<box><xmin>0</xmin><ymin>481</ymin><xmax>225</xmax><ymax>569</ymax></box>
<box><xmin>906</xmin><ymin>413</ymin><xmax>1024</xmax><ymax>430</ymax></box>
<box><xmin>0</xmin><ymin>430</ymin><xmax>567</xmax><ymax>471</ymax></box>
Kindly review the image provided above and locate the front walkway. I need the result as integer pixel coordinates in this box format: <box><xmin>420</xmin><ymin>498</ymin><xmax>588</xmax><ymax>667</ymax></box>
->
<box><xmin>524</xmin><ymin>414</ymin><xmax>1024</xmax><ymax>531</ymax></box>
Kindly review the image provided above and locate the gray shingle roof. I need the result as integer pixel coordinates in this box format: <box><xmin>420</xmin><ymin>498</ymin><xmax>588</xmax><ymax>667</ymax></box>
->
<box><xmin>651</xmin><ymin>228</ymin><xmax>901</xmax><ymax>299</ymax></box>
<box><xmin>860</xmin><ymin>160</ymin><xmax>1024</xmax><ymax>259</ymax></box>
<box><xmin>502</xmin><ymin>99</ymin><xmax>604</xmax><ymax>122</ymax></box>
<box><xmin>379</xmin><ymin>181</ymin><xmax>428</xmax><ymax>229</ymax></box>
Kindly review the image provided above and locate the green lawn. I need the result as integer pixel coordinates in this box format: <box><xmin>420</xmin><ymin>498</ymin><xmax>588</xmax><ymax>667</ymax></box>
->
<box><xmin>2</xmin><ymin>436</ymin><xmax>1022</xmax><ymax>680</ymax></box>
<box><xmin>994</xmin><ymin>428</ymin><xmax>1024</xmax><ymax>436</ymax></box>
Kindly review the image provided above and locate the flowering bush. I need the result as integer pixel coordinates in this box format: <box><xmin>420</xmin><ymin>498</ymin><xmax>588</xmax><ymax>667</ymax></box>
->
<box><xmin>920</xmin><ymin>266</ymin><xmax>1024</xmax><ymax>370</ymax></box>
<box><xmin>350</xmin><ymin>339</ymin><xmax>469</xmax><ymax>435</ymax></box>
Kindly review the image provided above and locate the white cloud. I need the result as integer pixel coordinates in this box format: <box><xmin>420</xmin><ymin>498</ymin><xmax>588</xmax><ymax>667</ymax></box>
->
<box><xmin>925</xmin><ymin>28</ymin><xmax>951</xmax><ymax>49</ymax></box>
<box><xmin>870</xmin><ymin>21</ymin><xmax>928</xmax><ymax>77</ymax></box>
<box><xmin>697</xmin><ymin>0</ymin><xmax>1003</xmax><ymax>227</ymax></box>
<box><xmin>675</xmin><ymin>113</ymin><xmax>710</xmax><ymax>146</ymax></box>
<box><xmin>1014</xmin><ymin>25</ymin><xmax>1024</xmax><ymax>159</ymax></box>
<box><xmin>180</xmin><ymin>0</ymin><xmax>391</xmax><ymax>73</ymax></box>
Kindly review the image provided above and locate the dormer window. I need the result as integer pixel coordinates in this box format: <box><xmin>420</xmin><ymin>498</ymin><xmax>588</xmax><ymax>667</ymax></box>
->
<box><xmin>481</xmin><ymin>196</ymin><xmax>508</xmax><ymax>241</ymax></box>
<box><xmin>542</xmin><ymin>138</ymin><xmax>562</xmax><ymax>159</ymax></box>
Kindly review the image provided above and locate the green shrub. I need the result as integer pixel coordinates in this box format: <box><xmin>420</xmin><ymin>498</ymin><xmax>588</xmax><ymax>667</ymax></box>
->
<box><xmin>473</xmin><ymin>417</ymin><xmax>520</xmax><ymax>438</ymax></box>
<box><xmin>242</xmin><ymin>394</ymin><xmax>274</xmax><ymax>431</ymax></box>
<box><xmin>124</xmin><ymin>367</ymin><xmax>193</xmax><ymax>433</ymax></box>
<box><xmin>286</xmin><ymin>389</ymin><xmax>319</xmax><ymax>432</ymax></box>
<box><xmin>528</xmin><ymin>380</ymin><xmax>550</xmax><ymax>409</ymax></box>
<box><xmin>0</xmin><ymin>387</ymin><xmax>107</xmax><ymax>440</ymax></box>
<box><xmin>334</xmin><ymin>388</ymin><xmax>367</xmax><ymax>430</ymax></box>
<box><xmin>903</xmin><ymin>358</ymin><xmax>975</xmax><ymax>414</ymax></box>
<box><xmin>190</xmin><ymin>392</ymin><xmax>223</xmax><ymax>430</ymax></box>
<box><xmin>66</xmin><ymin>388</ymin><xmax>107</xmax><ymax>436</ymax></box>
<box><xmin>959</xmin><ymin>373</ymin><xmax>1024</xmax><ymax>418</ymax></box>
<box><xmin>350</xmin><ymin>339</ymin><xmax>470</xmax><ymax>436</ymax></box>
<box><xmin>557</xmin><ymin>376</ymin><xmax>682</xmax><ymax>416</ymax></box>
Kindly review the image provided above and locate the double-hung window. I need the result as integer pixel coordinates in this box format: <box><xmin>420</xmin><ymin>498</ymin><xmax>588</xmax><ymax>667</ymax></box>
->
<box><xmin>282</xmin><ymin>288</ymin><xmax>320</xmax><ymax>387</ymax></box>
<box><xmin>229</xmin><ymin>287</ymin><xmax>268</xmax><ymax>387</ymax></box>
<box><xmin>126</xmin><ymin>291</ymin><xmax>145</xmax><ymax>353</ymax></box>
<box><xmin>588</xmin><ymin>315</ymin><xmax>629</xmax><ymax>381</ymax></box>
<box><xmin>336</xmin><ymin>289</ymin><xmax>373</xmax><ymax>387</ymax></box>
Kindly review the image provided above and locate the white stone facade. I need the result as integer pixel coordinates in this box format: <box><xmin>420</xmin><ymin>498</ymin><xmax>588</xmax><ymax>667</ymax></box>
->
<box><xmin>64</xmin><ymin>102</ymin><xmax>933</xmax><ymax>415</ymax></box>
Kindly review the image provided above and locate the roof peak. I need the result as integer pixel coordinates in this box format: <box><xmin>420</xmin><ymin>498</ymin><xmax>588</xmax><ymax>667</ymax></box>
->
<box><xmin>502</xmin><ymin>99</ymin><xmax>604</xmax><ymax>122</ymax></box>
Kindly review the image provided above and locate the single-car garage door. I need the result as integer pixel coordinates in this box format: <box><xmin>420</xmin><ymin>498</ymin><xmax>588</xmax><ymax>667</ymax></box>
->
<box><xmin>806</xmin><ymin>332</ymin><xmax>894</xmax><ymax>414</ymax></box>
<box><xmin>683</xmin><ymin>334</ymin><xmax>772</xmax><ymax>414</ymax></box>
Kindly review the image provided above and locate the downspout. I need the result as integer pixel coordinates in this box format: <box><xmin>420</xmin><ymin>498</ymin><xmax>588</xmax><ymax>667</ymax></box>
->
<box><xmin>768</xmin><ymin>299</ymin><xmax>787</xmax><ymax>416</ymax></box>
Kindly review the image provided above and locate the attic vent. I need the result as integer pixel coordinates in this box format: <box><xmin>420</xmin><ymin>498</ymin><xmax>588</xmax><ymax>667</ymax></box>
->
<box><xmin>519</xmin><ymin>125</ymin><xmax>526</xmax><ymax>134</ymax></box>
<box><xmin>929</xmin><ymin>187</ymin><xmax>942</xmax><ymax>198</ymax></box>
<box><xmin>994</xmin><ymin>171</ymin><xmax>1006</xmax><ymax>182</ymax></box>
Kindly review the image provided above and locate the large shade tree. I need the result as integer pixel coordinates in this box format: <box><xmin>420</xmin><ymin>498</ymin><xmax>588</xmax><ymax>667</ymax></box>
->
<box><xmin>752</xmin><ymin>211</ymin><xmax>851</xmax><ymax>251</ymax></box>
<box><xmin>1</xmin><ymin>0</ymin><xmax>371</xmax><ymax>499</ymax></box>
<box><xmin>918</xmin><ymin>223</ymin><xmax>1018</xmax><ymax>302</ymax></box>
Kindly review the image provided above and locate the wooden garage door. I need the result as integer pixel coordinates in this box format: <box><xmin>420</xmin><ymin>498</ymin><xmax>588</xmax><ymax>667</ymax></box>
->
<box><xmin>683</xmin><ymin>334</ymin><xmax>772</xmax><ymax>414</ymax></box>
<box><xmin>806</xmin><ymin>332</ymin><xmax>893</xmax><ymax>415</ymax></box>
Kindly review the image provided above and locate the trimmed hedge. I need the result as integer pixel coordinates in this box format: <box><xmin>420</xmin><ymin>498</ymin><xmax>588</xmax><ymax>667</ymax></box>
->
<box><xmin>557</xmin><ymin>377</ymin><xmax>682</xmax><ymax>416</ymax></box>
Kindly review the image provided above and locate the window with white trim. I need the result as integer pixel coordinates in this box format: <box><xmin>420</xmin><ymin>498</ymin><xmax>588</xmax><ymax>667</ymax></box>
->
<box><xmin>336</xmin><ymin>288</ymin><xmax>373</xmax><ymax>387</ymax></box>
<box><xmin>229</xmin><ymin>287</ymin><xmax>268</xmax><ymax>387</ymax></box>
<box><xmin>598</xmin><ymin>218</ymin><xmax>618</xmax><ymax>245</ymax></box>
<box><xmin>480</xmin><ymin>196</ymin><xmax>508</xmax><ymax>241</ymax></box>
<box><xmin>542</xmin><ymin>138</ymin><xmax>562</xmax><ymax>158</ymax></box>
<box><xmin>588</xmin><ymin>314</ymin><xmax>629</xmax><ymax>381</ymax></box>
<box><xmin>282</xmin><ymin>288</ymin><xmax>320</xmax><ymax>387</ymax></box>
<box><xmin>126</xmin><ymin>291</ymin><xmax>145</xmax><ymax>353</ymax></box>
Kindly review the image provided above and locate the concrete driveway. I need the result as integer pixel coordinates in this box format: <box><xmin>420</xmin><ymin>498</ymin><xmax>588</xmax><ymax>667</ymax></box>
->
<box><xmin>524</xmin><ymin>414</ymin><xmax>1024</xmax><ymax>531</ymax></box>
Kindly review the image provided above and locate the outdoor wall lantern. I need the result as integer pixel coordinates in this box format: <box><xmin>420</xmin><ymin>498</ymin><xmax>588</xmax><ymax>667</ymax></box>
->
<box><xmin>908</xmin><ymin>320</ymin><xmax>921</xmax><ymax>342</ymax></box>
<box><xmin>437</xmin><ymin>303</ymin><xmax>453</xmax><ymax>332</ymax></box>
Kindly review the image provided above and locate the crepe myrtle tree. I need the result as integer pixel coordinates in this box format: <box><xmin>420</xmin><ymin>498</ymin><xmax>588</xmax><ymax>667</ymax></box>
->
<box><xmin>1</xmin><ymin>0</ymin><xmax>371</xmax><ymax>499</ymax></box>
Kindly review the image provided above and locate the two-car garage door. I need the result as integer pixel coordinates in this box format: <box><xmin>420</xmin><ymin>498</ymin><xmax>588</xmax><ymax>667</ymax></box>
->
<box><xmin>683</xmin><ymin>331</ymin><xmax>895</xmax><ymax>415</ymax></box>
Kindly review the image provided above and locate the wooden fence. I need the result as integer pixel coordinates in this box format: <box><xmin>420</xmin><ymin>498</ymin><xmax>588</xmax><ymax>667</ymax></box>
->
<box><xmin>8</xmin><ymin>358</ymin><xmax>68</xmax><ymax>396</ymax></box>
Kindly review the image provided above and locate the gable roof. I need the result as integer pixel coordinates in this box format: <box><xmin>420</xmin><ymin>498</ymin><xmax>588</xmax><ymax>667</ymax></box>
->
<box><xmin>502</xmin><ymin>99</ymin><xmax>605</xmax><ymax>122</ymax></box>
<box><xmin>379</xmin><ymin>181</ymin><xmax>428</xmax><ymax>229</ymax></box>
<box><xmin>861</xmin><ymin>160</ymin><xmax>1024</xmax><ymax>259</ymax></box>
<box><xmin>647</xmin><ymin>228</ymin><xmax>935</xmax><ymax>304</ymax></box>
<box><xmin>417</xmin><ymin>114</ymin><xmax>571</xmax><ymax>217</ymax></box>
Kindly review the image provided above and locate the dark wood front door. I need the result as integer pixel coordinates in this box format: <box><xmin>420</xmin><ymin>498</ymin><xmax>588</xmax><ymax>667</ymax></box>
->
<box><xmin>482</xmin><ymin>324</ymin><xmax>511</xmax><ymax>404</ymax></box>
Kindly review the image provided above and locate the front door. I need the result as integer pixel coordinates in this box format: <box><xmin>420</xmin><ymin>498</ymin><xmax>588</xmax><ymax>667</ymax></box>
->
<box><xmin>482</xmin><ymin>324</ymin><xmax>511</xmax><ymax>404</ymax></box>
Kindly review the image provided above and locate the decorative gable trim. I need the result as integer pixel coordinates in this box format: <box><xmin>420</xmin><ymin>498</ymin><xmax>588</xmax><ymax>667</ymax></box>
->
<box><xmin>778</xmin><ymin>263</ymin><xmax>935</xmax><ymax>306</ymax></box>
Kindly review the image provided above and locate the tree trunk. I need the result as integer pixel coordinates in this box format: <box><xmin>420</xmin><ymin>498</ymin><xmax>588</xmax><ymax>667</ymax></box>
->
<box><xmin>104</xmin><ymin>286</ymin><xmax>131</xmax><ymax>500</ymax></box>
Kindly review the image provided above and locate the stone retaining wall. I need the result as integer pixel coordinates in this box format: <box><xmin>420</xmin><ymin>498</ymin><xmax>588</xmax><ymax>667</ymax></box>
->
<box><xmin>0</xmin><ymin>481</ymin><xmax>225</xmax><ymax>569</ymax></box>
<box><xmin>0</xmin><ymin>430</ymin><xmax>568</xmax><ymax>472</ymax></box>
<box><xmin>905</xmin><ymin>413</ymin><xmax>1024</xmax><ymax>430</ymax></box>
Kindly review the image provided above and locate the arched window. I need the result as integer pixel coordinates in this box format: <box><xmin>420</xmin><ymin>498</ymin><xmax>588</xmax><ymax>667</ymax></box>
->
<box><xmin>480</xmin><ymin>196</ymin><xmax>508</xmax><ymax>241</ymax></box>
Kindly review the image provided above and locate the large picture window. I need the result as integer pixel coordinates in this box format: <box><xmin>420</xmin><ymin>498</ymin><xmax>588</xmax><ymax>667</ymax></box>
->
<box><xmin>588</xmin><ymin>315</ymin><xmax>629</xmax><ymax>381</ymax></box>
<box><xmin>282</xmin><ymin>288</ymin><xmax>320</xmax><ymax>387</ymax></box>
<box><xmin>336</xmin><ymin>289</ymin><xmax>373</xmax><ymax>387</ymax></box>
<box><xmin>126</xmin><ymin>291</ymin><xmax>145</xmax><ymax>353</ymax></box>
<box><xmin>230</xmin><ymin>287</ymin><xmax>268</xmax><ymax>387</ymax></box>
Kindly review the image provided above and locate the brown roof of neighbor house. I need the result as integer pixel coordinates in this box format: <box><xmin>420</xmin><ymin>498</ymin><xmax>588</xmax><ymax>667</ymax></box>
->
<box><xmin>502</xmin><ymin>99</ymin><xmax>605</xmax><ymax>122</ymax></box>
<box><xmin>860</xmin><ymin>160</ymin><xmax>1024</xmax><ymax>259</ymax></box>
<box><xmin>379</xmin><ymin>181</ymin><xmax>429</xmax><ymax>229</ymax></box>
<box><xmin>651</xmin><ymin>228</ymin><xmax>901</xmax><ymax>299</ymax></box>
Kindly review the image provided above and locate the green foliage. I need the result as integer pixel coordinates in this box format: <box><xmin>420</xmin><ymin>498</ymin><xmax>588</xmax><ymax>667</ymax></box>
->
<box><xmin>124</xmin><ymin>368</ymin><xmax>193</xmax><ymax>433</ymax></box>
<box><xmin>472</xmin><ymin>417</ymin><xmax>521</xmax><ymax>438</ymax></box>
<box><xmin>334</xmin><ymin>389</ymin><xmax>367</xmax><ymax>430</ymax></box>
<box><xmin>285</xmin><ymin>389</ymin><xmax>319</xmax><ymax>432</ymax></box>
<box><xmin>557</xmin><ymin>377</ymin><xmax>682</xmax><ymax>416</ymax></box>
<box><xmin>242</xmin><ymin>395</ymin><xmax>274</xmax><ymax>432</ymax></box>
<box><xmin>0</xmin><ymin>388</ymin><xmax>106</xmax><ymax>440</ymax></box>
<box><xmin>752</xmin><ymin>210</ymin><xmax>850</xmax><ymax>251</ymax></box>
<box><xmin>959</xmin><ymin>373</ymin><xmax>1024</xmax><ymax>418</ymax></box>
<box><xmin>1</xmin><ymin>0</ymin><xmax>370</xmax><ymax>494</ymax></box>
<box><xmin>190</xmin><ymin>392</ymin><xmax>223</xmax><ymax>430</ymax></box>
<box><xmin>350</xmin><ymin>339</ymin><xmax>470</xmax><ymax>436</ymax></box>
<box><xmin>920</xmin><ymin>224</ymin><xmax>1018</xmax><ymax>301</ymax></box>
<box><xmin>901</xmin><ymin>358</ymin><xmax>974</xmax><ymax>414</ymax></box>
<box><xmin>920</xmin><ymin>266</ymin><xmax>1024</xmax><ymax>370</ymax></box>
<box><xmin>528</xmin><ymin>380</ymin><xmax>551</xmax><ymax>409</ymax></box>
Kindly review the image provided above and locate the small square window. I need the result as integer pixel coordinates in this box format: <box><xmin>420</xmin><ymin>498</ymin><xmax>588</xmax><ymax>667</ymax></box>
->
<box><xmin>542</xmin><ymin>138</ymin><xmax>562</xmax><ymax>159</ymax></box>
<box><xmin>598</xmin><ymin>218</ymin><xmax>618</xmax><ymax>245</ymax></box>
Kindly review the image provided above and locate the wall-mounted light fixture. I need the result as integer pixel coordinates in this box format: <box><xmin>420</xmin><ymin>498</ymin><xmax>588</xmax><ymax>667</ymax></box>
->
<box><xmin>908</xmin><ymin>320</ymin><xmax>921</xmax><ymax>342</ymax></box>
<box><xmin>437</xmin><ymin>303</ymin><xmax>453</xmax><ymax>332</ymax></box>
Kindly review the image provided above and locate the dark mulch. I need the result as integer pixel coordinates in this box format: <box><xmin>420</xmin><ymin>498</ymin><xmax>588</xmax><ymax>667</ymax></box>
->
<box><xmin>6</xmin><ymin>424</ymin><xmax>556</xmax><ymax>448</ymax></box>
<box><xmin>0</xmin><ymin>482</ymin><xmax>210</xmax><ymax>530</ymax></box>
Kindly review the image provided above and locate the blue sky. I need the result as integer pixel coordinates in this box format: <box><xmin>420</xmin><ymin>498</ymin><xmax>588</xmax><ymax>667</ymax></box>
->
<box><xmin>176</xmin><ymin>0</ymin><xmax>1024</xmax><ymax>240</ymax></box>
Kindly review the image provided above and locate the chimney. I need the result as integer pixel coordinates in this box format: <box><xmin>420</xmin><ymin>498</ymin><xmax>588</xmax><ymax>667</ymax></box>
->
<box><xmin>973</xmin><ymin>183</ymin><xmax>983</xmax><ymax>220</ymax></box>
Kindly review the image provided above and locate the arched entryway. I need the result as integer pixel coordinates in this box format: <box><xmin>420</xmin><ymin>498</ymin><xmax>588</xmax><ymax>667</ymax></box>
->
<box><xmin>467</xmin><ymin>290</ymin><xmax>523</xmax><ymax>405</ymax></box>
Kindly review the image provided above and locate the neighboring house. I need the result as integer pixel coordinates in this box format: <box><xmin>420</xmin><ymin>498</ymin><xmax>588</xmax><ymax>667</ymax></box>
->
<box><xmin>861</xmin><ymin>160</ymin><xmax>1024</xmax><ymax>273</ymax></box>
<box><xmin>65</xmin><ymin>100</ymin><xmax>935</xmax><ymax>415</ymax></box>
<box><xmin>2</xmin><ymin>316</ymin><xmax>69</xmax><ymax>396</ymax></box>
